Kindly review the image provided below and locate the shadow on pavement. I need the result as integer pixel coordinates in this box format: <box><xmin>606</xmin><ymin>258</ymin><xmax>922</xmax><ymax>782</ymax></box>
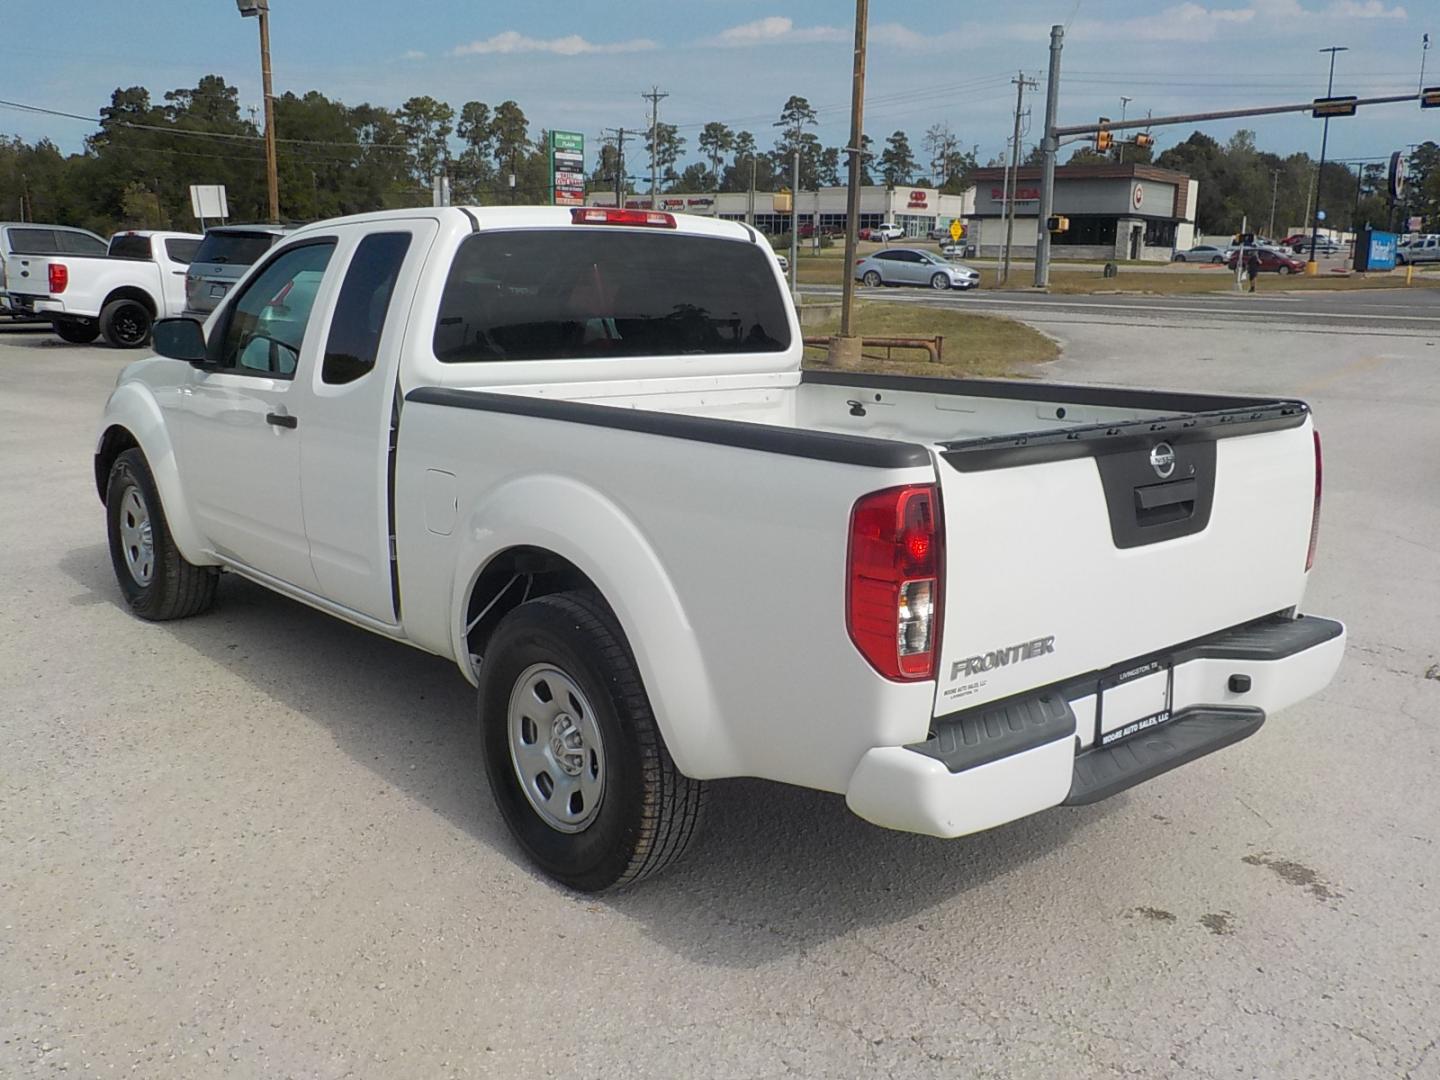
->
<box><xmin>60</xmin><ymin>542</ymin><xmax>1115</xmax><ymax>967</ymax></box>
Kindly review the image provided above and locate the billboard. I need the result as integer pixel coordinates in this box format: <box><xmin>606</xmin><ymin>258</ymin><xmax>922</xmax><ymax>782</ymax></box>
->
<box><xmin>550</xmin><ymin>130</ymin><xmax>585</xmax><ymax>206</ymax></box>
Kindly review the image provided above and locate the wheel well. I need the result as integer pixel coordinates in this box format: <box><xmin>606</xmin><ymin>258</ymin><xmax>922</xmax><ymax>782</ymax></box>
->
<box><xmin>462</xmin><ymin>547</ymin><xmax>601</xmax><ymax>671</ymax></box>
<box><xmin>102</xmin><ymin>287</ymin><xmax>157</xmax><ymax>317</ymax></box>
<box><xmin>94</xmin><ymin>425</ymin><xmax>139</xmax><ymax>504</ymax></box>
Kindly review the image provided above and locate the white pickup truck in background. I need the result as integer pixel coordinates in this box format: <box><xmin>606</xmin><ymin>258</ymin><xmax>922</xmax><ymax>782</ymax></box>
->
<box><xmin>24</xmin><ymin>229</ymin><xmax>201</xmax><ymax>347</ymax></box>
<box><xmin>94</xmin><ymin>206</ymin><xmax>1344</xmax><ymax>891</ymax></box>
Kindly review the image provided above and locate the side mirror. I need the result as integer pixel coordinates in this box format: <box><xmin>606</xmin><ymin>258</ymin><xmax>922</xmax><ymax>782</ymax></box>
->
<box><xmin>152</xmin><ymin>318</ymin><xmax>208</xmax><ymax>365</ymax></box>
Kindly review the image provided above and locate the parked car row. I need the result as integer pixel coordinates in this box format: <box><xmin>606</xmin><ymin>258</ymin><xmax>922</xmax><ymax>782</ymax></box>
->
<box><xmin>2</xmin><ymin>220</ymin><xmax>295</xmax><ymax>347</ymax></box>
<box><xmin>1397</xmin><ymin>235</ymin><xmax>1440</xmax><ymax>265</ymax></box>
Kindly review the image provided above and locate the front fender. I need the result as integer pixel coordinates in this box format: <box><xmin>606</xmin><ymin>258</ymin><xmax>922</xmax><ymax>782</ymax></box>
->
<box><xmin>96</xmin><ymin>380</ymin><xmax>211</xmax><ymax>566</ymax></box>
<box><xmin>450</xmin><ymin>473</ymin><xmax>737</xmax><ymax>780</ymax></box>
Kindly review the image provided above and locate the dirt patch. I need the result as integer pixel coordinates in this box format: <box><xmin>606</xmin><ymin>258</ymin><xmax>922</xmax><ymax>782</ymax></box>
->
<box><xmin>1132</xmin><ymin>906</ymin><xmax>1177</xmax><ymax>923</ymax></box>
<box><xmin>1242</xmin><ymin>853</ymin><xmax>1342</xmax><ymax>901</ymax></box>
<box><xmin>1199</xmin><ymin>912</ymin><xmax>1235</xmax><ymax>936</ymax></box>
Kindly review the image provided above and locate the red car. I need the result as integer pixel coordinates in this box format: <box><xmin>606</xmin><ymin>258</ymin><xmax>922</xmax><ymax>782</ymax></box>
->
<box><xmin>1226</xmin><ymin>247</ymin><xmax>1305</xmax><ymax>275</ymax></box>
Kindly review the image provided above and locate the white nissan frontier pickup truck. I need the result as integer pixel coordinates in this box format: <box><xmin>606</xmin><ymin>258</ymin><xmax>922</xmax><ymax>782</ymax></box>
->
<box><xmin>95</xmin><ymin>206</ymin><xmax>1344</xmax><ymax>891</ymax></box>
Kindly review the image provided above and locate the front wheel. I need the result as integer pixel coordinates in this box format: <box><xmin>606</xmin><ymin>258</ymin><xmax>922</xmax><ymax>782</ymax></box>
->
<box><xmin>930</xmin><ymin>272</ymin><xmax>951</xmax><ymax>290</ymax></box>
<box><xmin>106</xmin><ymin>449</ymin><xmax>218</xmax><ymax>620</ymax></box>
<box><xmin>100</xmin><ymin>298</ymin><xmax>153</xmax><ymax>349</ymax></box>
<box><xmin>862</xmin><ymin>271</ymin><xmax>882</xmax><ymax>287</ymax></box>
<box><xmin>1278</xmin><ymin>265</ymin><xmax>1293</xmax><ymax>275</ymax></box>
<box><xmin>480</xmin><ymin>591</ymin><xmax>705</xmax><ymax>892</ymax></box>
<box><xmin>1174</xmin><ymin>254</ymin><xmax>1187</xmax><ymax>263</ymax></box>
<box><xmin>53</xmin><ymin>319</ymin><xmax>100</xmax><ymax>344</ymax></box>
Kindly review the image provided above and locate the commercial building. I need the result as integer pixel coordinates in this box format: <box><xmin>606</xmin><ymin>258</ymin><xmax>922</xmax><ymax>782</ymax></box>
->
<box><xmin>967</xmin><ymin>164</ymin><xmax>1198</xmax><ymax>262</ymax></box>
<box><xmin>586</xmin><ymin>184</ymin><xmax>975</xmax><ymax>238</ymax></box>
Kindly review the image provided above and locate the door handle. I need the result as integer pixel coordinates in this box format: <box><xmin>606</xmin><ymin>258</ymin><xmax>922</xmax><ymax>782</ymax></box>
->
<box><xmin>265</xmin><ymin>412</ymin><xmax>298</xmax><ymax>429</ymax></box>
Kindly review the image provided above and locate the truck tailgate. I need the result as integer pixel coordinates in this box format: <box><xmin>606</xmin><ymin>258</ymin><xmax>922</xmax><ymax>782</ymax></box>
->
<box><xmin>933</xmin><ymin>408</ymin><xmax>1317</xmax><ymax>718</ymax></box>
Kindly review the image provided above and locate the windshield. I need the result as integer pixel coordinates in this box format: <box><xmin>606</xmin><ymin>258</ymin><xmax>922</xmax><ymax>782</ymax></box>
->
<box><xmin>434</xmin><ymin>229</ymin><xmax>791</xmax><ymax>363</ymax></box>
<box><xmin>193</xmin><ymin>231</ymin><xmax>278</xmax><ymax>267</ymax></box>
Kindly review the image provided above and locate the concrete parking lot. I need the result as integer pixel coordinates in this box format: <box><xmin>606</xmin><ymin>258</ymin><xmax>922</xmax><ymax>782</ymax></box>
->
<box><xmin>2</xmin><ymin>308</ymin><xmax>1437</xmax><ymax>1079</ymax></box>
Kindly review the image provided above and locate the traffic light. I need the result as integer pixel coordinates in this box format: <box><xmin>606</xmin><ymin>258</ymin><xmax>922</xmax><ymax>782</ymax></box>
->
<box><xmin>1422</xmin><ymin>86</ymin><xmax>1440</xmax><ymax>109</ymax></box>
<box><xmin>1095</xmin><ymin>118</ymin><xmax>1112</xmax><ymax>153</ymax></box>
<box><xmin>1047</xmin><ymin>215</ymin><xmax>1070</xmax><ymax>233</ymax></box>
<box><xmin>1311</xmin><ymin>96</ymin><xmax>1358</xmax><ymax>118</ymax></box>
<box><xmin>773</xmin><ymin>190</ymin><xmax>792</xmax><ymax>212</ymax></box>
<box><xmin>1133</xmin><ymin>133</ymin><xmax>1155</xmax><ymax>149</ymax></box>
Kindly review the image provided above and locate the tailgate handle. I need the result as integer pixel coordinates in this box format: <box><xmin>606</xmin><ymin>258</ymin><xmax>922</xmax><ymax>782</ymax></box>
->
<box><xmin>1135</xmin><ymin>478</ymin><xmax>1197</xmax><ymax>510</ymax></box>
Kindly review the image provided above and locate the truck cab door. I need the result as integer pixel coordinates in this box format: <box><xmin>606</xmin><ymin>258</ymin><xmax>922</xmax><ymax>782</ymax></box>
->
<box><xmin>295</xmin><ymin>220</ymin><xmax>437</xmax><ymax>623</ymax></box>
<box><xmin>169</xmin><ymin>238</ymin><xmax>338</xmax><ymax>590</ymax></box>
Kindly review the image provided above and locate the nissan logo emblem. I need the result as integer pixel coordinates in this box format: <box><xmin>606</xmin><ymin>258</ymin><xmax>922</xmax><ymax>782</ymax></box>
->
<box><xmin>1150</xmin><ymin>442</ymin><xmax>1176</xmax><ymax>479</ymax></box>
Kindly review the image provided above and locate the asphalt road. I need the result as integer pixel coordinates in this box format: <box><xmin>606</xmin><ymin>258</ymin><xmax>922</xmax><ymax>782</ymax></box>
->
<box><xmin>2</xmin><ymin>316</ymin><xmax>1438</xmax><ymax>1079</ymax></box>
<box><xmin>805</xmin><ymin>280</ymin><xmax>1440</xmax><ymax>337</ymax></box>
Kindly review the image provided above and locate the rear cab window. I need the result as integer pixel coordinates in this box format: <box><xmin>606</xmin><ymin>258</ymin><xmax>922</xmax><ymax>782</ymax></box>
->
<box><xmin>433</xmin><ymin>228</ymin><xmax>790</xmax><ymax>363</ymax></box>
<box><xmin>108</xmin><ymin>234</ymin><xmax>154</xmax><ymax>260</ymax></box>
<box><xmin>193</xmin><ymin>231</ymin><xmax>278</xmax><ymax>268</ymax></box>
<box><xmin>6</xmin><ymin>228</ymin><xmax>61</xmax><ymax>255</ymax></box>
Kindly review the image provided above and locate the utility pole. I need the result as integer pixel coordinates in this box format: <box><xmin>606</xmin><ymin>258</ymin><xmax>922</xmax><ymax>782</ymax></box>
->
<box><xmin>602</xmin><ymin>127</ymin><xmax>629</xmax><ymax>208</ymax></box>
<box><xmin>1269</xmin><ymin>167</ymin><xmax>1282</xmax><ymax>238</ymax></box>
<box><xmin>790</xmin><ymin>150</ymin><xmax>800</xmax><ymax>296</ymax></box>
<box><xmin>1002</xmin><ymin>70</ymin><xmax>1038</xmax><ymax>285</ymax></box>
<box><xmin>1308</xmin><ymin>45</ymin><xmax>1347</xmax><ymax>273</ymax></box>
<box><xmin>1118</xmin><ymin>96</ymin><xmax>1133</xmax><ymax>163</ymax></box>
<box><xmin>642</xmin><ymin>86</ymin><xmax>669</xmax><ymax>209</ymax></box>
<box><xmin>1034</xmin><ymin>24</ymin><xmax>1064</xmax><ymax>289</ymax></box>
<box><xmin>238</xmin><ymin>1</ymin><xmax>280</xmax><ymax>223</ymax></box>
<box><xmin>747</xmin><ymin>155</ymin><xmax>756</xmax><ymax>226</ymax></box>
<box><xmin>837</xmin><ymin>0</ymin><xmax>868</xmax><ymax>345</ymax></box>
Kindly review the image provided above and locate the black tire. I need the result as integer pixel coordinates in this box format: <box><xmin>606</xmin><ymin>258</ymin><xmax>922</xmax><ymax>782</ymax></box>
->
<box><xmin>53</xmin><ymin>319</ymin><xmax>100</xmax><ymax>344</ymax></box>
<box><xmin>1174</xmin><ymin>254</ymin><xmax>1187</xmax><ymax>263</ymax></box>
<box><xmin>862</xmin><ymin>270</ymin><xmax>882</xmax><ymax>287</ymax></box>
<box><xmin>100</xmin><ymin>298</ymin><xmax>153</xmax><ymax>349</ymax></box>
<box><xmin>106</xmin><ymin>448</ymin><xmax>218</xmax><ymax>621</ymax></box>
<box><xmin>1211</xmin><ymin>255</ymin><xmax>1225</xmax><ymax>263</ymax></box>
<box><xmin>1278</xmin><ymin>265</ymin><xmax>1293</xmax><ymax>275</ymax></box>
<box><xmin>480</xmin><ymin>591</ymin><xmax>705</xmax><ymax>892</ymax></box>
<box><xmin>930</xmin><ymin>272</ymin><xmax>950</xmax><ymax>290</ymax></box>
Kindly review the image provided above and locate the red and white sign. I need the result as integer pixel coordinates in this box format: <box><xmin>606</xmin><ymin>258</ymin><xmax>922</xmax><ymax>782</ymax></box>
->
<box><xmin>1133</xmin><ymin>184</ymin><xmax>1144</xmax><ymax>209</ymax></box>
<box><xmin>906</xmin><ymin>189</ymin><xmax>928</xmax><ymax>208</ymax></box>
<box><xmin>990</xmin><ymin>187</ymin><xmax>1040</xmax><ymax>203</ymax></box>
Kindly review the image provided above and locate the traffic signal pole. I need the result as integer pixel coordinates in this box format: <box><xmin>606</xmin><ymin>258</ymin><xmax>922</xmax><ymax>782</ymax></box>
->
<box><xmin>1034</xmin><ymin>24</ymin><xmax>1064</xmax><ymax>289</ymax></box>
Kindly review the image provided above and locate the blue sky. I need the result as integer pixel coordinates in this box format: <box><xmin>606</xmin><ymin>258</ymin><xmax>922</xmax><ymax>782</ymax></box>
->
<box><xmin>3</xmin><ymin>1</ymin><xmax>1434</xmax><ymax>173</ymax></box>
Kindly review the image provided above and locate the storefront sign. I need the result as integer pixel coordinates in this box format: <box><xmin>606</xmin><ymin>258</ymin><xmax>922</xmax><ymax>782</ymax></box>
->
<box><xmin>549</xmin><ymin>130</ymin><xmax>586</xmax><ymax>206</ymax></box>
<box><xmin>907</xmin><ymin>189</ymin><xmax>928</xmax><ymax>208</ymax></box>
<box><xmin>989</xmin><ymin>187</ymin><xmax>1040</xmax><ymax>203</ymax></box>
<box><xmin>1133</xmin><ymin>184</ymin><xmax>1144</xmax><ymax>209</ymax></box>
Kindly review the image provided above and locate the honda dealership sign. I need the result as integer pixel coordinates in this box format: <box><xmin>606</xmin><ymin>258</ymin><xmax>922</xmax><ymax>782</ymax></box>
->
<box><xmin>550</xmin><ymin>131</ymin><xmax>585</xmax><ymax>206</ymax></box>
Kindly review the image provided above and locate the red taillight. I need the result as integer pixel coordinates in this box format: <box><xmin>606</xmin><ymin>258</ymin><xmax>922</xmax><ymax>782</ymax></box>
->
<box><xmin>1306</xmin><ymin>429</ymin><xmax>1322</xmax><ymax>571</ymax></box>
<box><xmin>847</xmin><ymin>484</ymin><xmax>943</xmax><ymax>681</ymax></box>
<box><xmin>570</xmin><ymin>207</ymin><xmax>676</xmax><ymax>228</ymax></box>
<box><xmin>48</xmin><ymin>263</ymin><xmax>68</xmax><ymax>294</ymax></box>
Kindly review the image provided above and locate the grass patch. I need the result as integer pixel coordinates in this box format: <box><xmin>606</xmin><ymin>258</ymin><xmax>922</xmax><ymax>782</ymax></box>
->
<box><xmin>799</xmin><ymin>300</ymin><xmax>1058</xmax><ymax>378</ymax></box>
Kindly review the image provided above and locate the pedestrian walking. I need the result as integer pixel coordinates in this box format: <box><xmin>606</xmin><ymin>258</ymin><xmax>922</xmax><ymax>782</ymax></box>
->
<box><xmin>1246</xmin><ymin>248</ymin><xmax>1261</xmax><ymax>293</ymax></box>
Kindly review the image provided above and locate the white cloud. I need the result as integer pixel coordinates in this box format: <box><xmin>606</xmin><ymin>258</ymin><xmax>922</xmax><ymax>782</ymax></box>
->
<box><xmin>869</xmin><ymin>23</ymin><xmax>931</xmax><ymax>49</ymax></box>
<box><xmin>1321</xmin><ymin>0</ymin><xmax>1406</xmax><ymax>17</ymax></box>
<box><xmin>1052</xmin><ymin>0</ymin><xmax>1405</xmax><ymax>42</ymax></box>
<box><xmin>401</xmin><ymin>49</ymin><xmax>426</xmax><ymax>61</ymax></box>
<box><xmin>451</xmin><ymin>31</ymin><xmax>657</xmax><ymax>57</ymax></box>
<box><xmin>708</xmin><ymin>16</ymin><xmax>847</xmax><ymax>47</ymax></box>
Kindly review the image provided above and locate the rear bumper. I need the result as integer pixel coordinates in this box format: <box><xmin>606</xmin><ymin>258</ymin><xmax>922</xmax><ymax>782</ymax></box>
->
<box><xmin>845</xmin><ymin>613</ymin><xmax>1345</xmax><ymax>838</ymax></box>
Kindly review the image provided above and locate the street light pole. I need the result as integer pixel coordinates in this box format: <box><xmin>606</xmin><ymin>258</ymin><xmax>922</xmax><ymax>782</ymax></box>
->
<box><xmin>238</xmin><ymin>1</ymin><xmax>280</xmax><ymax>223</ymax></box>
<box><xmin>1308</xmin><ymin>45</ymin><xmax>1347</xmax><ymax>273</ymax></box>
<box><xmin>1034</xmin><ymin>24</ymin><xmax>1064</xmax><ymax>289</ymax></box>
<box><xmin>1118</xmin><ymin>95</ymin><xmax>1132</xmax><ymax>164</ymax></box>
<box><xmin>838</xmin><ymin>0</ymin><xmax>868</xmax><ymax>344</ymax></box>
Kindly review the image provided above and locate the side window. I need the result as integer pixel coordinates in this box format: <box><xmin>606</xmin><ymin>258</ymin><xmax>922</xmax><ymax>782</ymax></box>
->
<box><xmin>59</xmin><ymin>231</ymin><xmax>108</xmax><ymax>255</ymax></box>
<box><xmin>216</xmin><ymin>241</ymin><xmax>335</xmax><ymax>378</ymax></box>
<box><xmin>7</xmin><ymin>228</ymin><xmax>60</xmax><ymax>254</ymax></box>
<box><xmin>166</xmin><ymin>238</ymin><xmax>201</xmax><ymax>264</ymax></box>
<box><xmin>322</xmin><ymin>232</ymin><xmax>412</xmax><ymax>385</ymax></box>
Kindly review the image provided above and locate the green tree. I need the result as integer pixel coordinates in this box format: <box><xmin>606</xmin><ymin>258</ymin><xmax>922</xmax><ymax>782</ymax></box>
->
<box><xmin>489</xmin><ymin>100</ymin><xmax>530</xmax><ymax>179</ymax></box>
<box><xmin>879</xmin><ymin>130</ymin><xmax>915</xmax><ymax>185</ymax></box>
<box><xmin>644</xmin><ymin>122</ymin><xmax>685</xmax><ymax>184</ymax></box>
<box><xmin>697</xmin><ymin>121</ymin><xmax>734</xmax><ymax>187</ymax></box>
<box><xmin>397</xmin><ymin>95</ymin><xmax>454</xmax><ymax>187</ymax></box>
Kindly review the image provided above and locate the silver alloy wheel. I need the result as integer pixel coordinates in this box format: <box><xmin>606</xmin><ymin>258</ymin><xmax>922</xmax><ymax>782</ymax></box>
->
<box><xmin>931</xmin><ymin>273</ymin><xmax>950</xmax><ymax>290</ymax></box>
<box><xmin>507</xmin><ymin>663</ymin><xmax>606</xmax><ymax>833</ymax></box>
<box><xmin>118</xmin><ymin>484</ymin><xmax>155</xmax><ymax>586</ymax></box>
<box><xmin>862</xmin><ymin>271</ymin><xmax>882</xmax><ymax>287</ymax></box>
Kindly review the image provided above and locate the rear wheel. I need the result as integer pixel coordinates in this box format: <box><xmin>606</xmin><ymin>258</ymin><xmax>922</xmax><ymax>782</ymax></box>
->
<box><xmin>100</xmin><ymin>298</ymin><xmax>153</xmax><ymax>349</ymax></box>
<box><xmin>930</xmin><ymin>272</ymin><xmax>950</xmax><ymax>290</ymax></box>
<box><xmin>105</xmin><ymin>449</ymin><xmax>218</xmax><ymax>620</ymax></box>
<box><xmin>1174</xmin><ymin>254</ymin><xmax>1188</xmax><ymax>263</ymax></box>
<box><xmin>862</xmin><ymin>271</ymin><xmax>882</xmax><ymax>287</ymax></box>
<box><xmin>53</xmin><ymin>319</ymin><xmax>100</xmax><ymax>344</ymax></box>
<box><xmin>480</xmin><ymin>591</ymin><xmax>705</xmax><ymax>892</ymax></box>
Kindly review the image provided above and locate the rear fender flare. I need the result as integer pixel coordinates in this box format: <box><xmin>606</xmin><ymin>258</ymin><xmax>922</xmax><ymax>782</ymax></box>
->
<box><xmin>450</xmin><ymin>474</ymin><xmax>736</xmax><ymax>779</ymax></box>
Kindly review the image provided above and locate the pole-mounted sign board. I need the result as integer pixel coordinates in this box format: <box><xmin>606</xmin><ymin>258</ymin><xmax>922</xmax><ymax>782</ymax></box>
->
<box><xmin>550</xmin><ymin>130</ymin><xmax>585</xmax><ymax>207</ymax></box>
<box><xmin>1311</xmin><ymin>96</ymin><xmax>1358</xmax><ymax>118</ymax></box>
<box><xmin>189</xmin><ymin>185</ymin><xmax>228</xmax><ymax>221</ymax></box>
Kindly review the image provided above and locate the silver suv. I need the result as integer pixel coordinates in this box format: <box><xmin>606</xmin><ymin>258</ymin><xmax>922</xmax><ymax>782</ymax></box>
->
<box><xmin>183</xmin><ymin>224</ymin><xmax>297</xmax><ymax>317</ymax></box>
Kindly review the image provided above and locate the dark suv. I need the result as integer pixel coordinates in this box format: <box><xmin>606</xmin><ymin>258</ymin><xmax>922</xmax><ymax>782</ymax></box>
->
<box><xmin>183</xmin><ymin>224</ymin><xmax>296</xmax><ymax>317</ymax></box>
